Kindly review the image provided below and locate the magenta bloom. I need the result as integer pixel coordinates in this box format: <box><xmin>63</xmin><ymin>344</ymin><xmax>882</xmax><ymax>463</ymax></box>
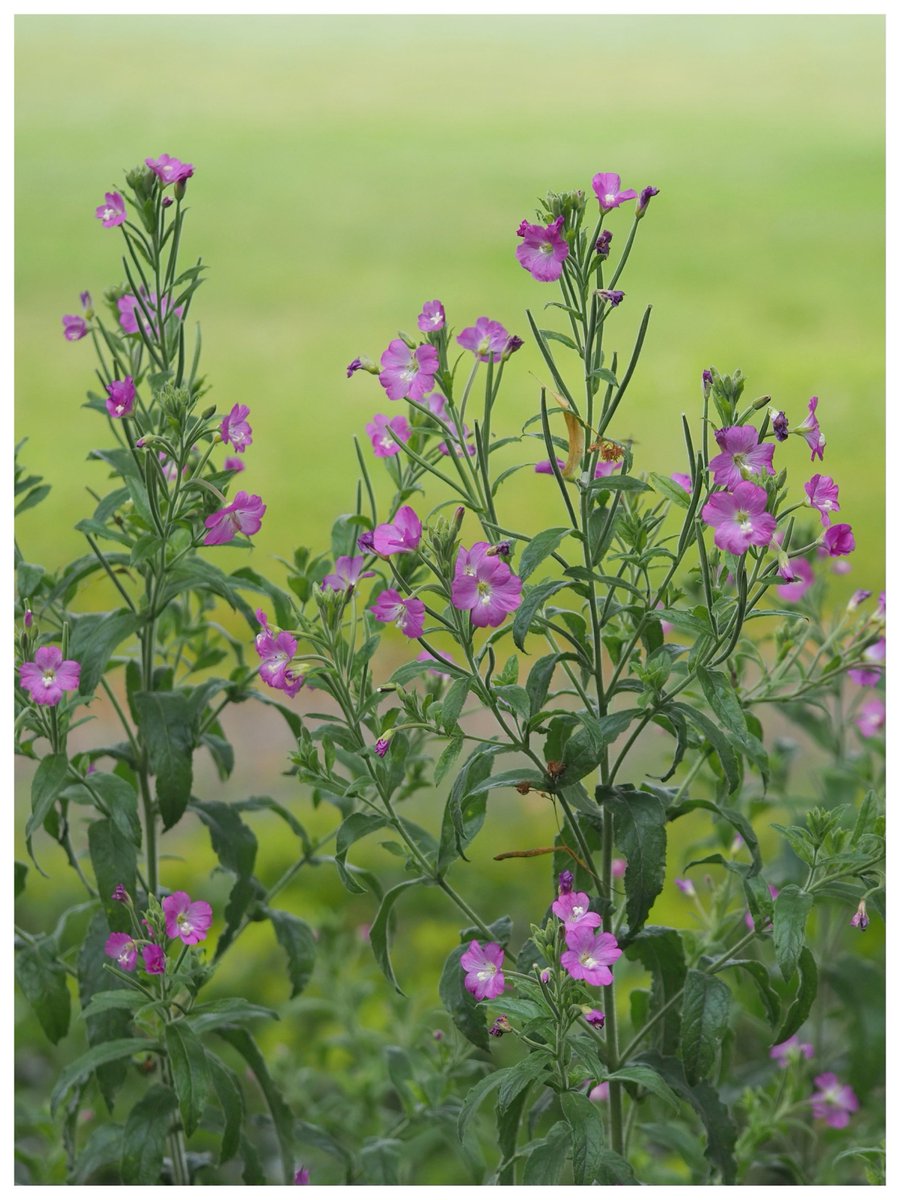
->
<box><xmin>558</xmin><ymin>870</ymin><xmax>574</xmax><ymax>894</ymax></box>
<box><xmin>162</xmin><ymin>891</ymin><xmax>213</xmax><ymax>945</ymax></box>
<box><xmin>451</xmin><ymin>542</ymin><xmax>523</xmax><ymax>628</ymax></box>
<box><xmin>552</xmin><ymin>891</ymin><xmax>603</xmax><ymax>932</ymax></box>
<box><xmin>145</xmin><ymin>154</ymin><xmax>194</xmax><ymax>185</ymax></box>
<box><xmin>776</xmin><ymin>558</ymin><xmax>815</xmax><ymax>602</ymax></box>
<box><xmin>220</xmin><ymin>404</ymin><xmax>253</xmax><ymax>453</ymax></box>
<box><xmin>515</xmin><ymin>215</ymin><xmax>569</xmax><ymax>283</ymax></box>
<box><xmin>848</xmin><ymin>638</ymin><xmax>884</xmax><ymax>686</ymax></box>
<box><xmin>611</xmin><ymin>857</ymin><xmax>627</xmax><ymax>879</ymax></box>
<box><xmin>535</xmin><ymin>458</ymin><xmax>566</xmax><ymax>474</ymax></box>
<box><xmin>322</xmin><ymin>555</ymin><xmax>375</xmax><ymax>592</ymax></box>
<box><xmin>855</xmin><ymin>697</ymin><xmax>885</xmax><ymax>738</ymax></box>
<box><xmin>224</xmin><ymin>456</ymin><xmax>245</xmax><ymax>473</ymax></box>
<box><xmin>117</xmin><ymin>290</ymin><xmax>184</xmax><ymax>338</ymax></box>
<box><xmin>457</xmin><ymin>316</ymin><xmax>510</xmax><ymax>364</ymax></box>
<box><xmin>417</xmin><ymin>300</ymin><xmax>445</xmax><ymax>332</ymax></box>
<box><xmin>19</xmin><ymin>646</ymin><xmax>81</xmax><ymax>707</ymax></box>
<box><xmin>104</xmin><ymin>932</ymin><xmax>138</xmax><ymax>972</ymax></box>
<box><xmin>62</xmin><ymin>314</ymin><xmax>88</xmax><ymax>341</ymax></box>
<box><xmin>372</xmin><ymin>505</ymin><xmax>422</xmax><ymax>556</ymax></box>
<box><xmin>255</xmin><ymin>611</ymin><xmax>304</xmax><ymax>698</ymax></box>
<box><xmin>850</xmin><ymin>900</ymin><xmax>869</xmax><ymax>930</ymax></box>
<box><xmin>379</xmin><ymin>339</ymin><xmax>439</xmax><ymax>402</ymax></box>
<box><xmin>369</xmin><ymin>589</ymin><xmax>426</xmax><ymax>638</ymax></box>
<box><xmin>561</xmin><ymin>926</ymin><xmax>623</xmax><ymax>987</ymax></box>
<box><xmin>796</xmin><ymin>396</ymin><xmax>825</xmax><ymax>461</ymax></box>
<box><xmin>439</xmin><ymin>424</ymin><xmax>476</xmax><ymax>457</ymax></box>
<box><xmin>804</xmin><ymin>474</ymin><xmax>840</xmax><ymax>526</ymax></box>
<box><xmin>460</xmin><ymin>940</ymin><xmax>505</xmax><ymax>1001</ymax></box>
<box><xmin>671</xmin><ymin>472</ymin><xmax>693</xmax><ymax>492</ymax></box>
<box><xmin>105</xmin><ymin>376</ymin><xmax>135</xmax><ymax>419</ymax></box>
<box><xmin>589</xmin><ymin>1082</ymin><xmax>610</xmax><ymax>1103</ymax></box>
<box><xmin>374</xmin><ymin>737</ymin><xmax>391</xmax><ymax>758</ymax></box>
<box><xmin>95</xmin><ymin>191</ymin><xmax>127</xmax><ymax>228</ymax></box>
<box><xmin>142</xmin><ymin>945</ymin><xmax>166</xmax><ymax>975</ymax></box>
<box><xmin>424</xmin><ymin>392</ymin><xmax>448</xmax><ymax>419</ymax></box>
<box><xmin>592</xmin><ymin>172</ymin><xmax>638</xmax><ymax>212</ymax></box>
<box><xmin>635</xmin><ymin>185</ymin><xmax>660</xmax><ymax>218</ymax></box>
<box><xmin>822</xmin><ymin>524</ymin><xmax>855</xmax><ymax>557</ymax></box>
<box><xmin>709</xmin><ymin>426</ymin><xmax>775</xmax><ymax>489</ymax></box>
<box><xmin>594</xmin><ymin>460</ymin><xmax>621</xmax><ymax>479</ymax></box>
<box><xmin>366</xmin><ymin>413</ymin><xmax>411</xmax><ymax>458</ymax></box>
<box><xmin>597</xmin><ymin>289</ymin><xmax>625</xmax><ymax>307</ymax></box>
<box><xmin>810</xmin><ymin>1073</ymin><xmax>859</xmax><ymax>1128</ymax></box>
<box><xmin>294</xmin><ymin>1166</ymin><xmax>311</xmax><ymax>1186</ymax></box>
<box><xmin>701</xmin><ymin>481</ymin><xmax>776</xmax><ymax>554</ymax></box>
<box><xmin>770</xmin><ymin>1035</ymin><xmax>814</xmax><ymax>1067</ymax></box>
<box><xmin>584</xmin><ymin>1009</ymin><xmax>606</xmax><ymax>1027</ymax></box>
<box><xmin>416</xmin><ymin>649</ymin><xmax>455</xmax><ymax>679</ymax></box>
<box><xmin>203</xmin><ymin>491</ymin><xmax>266</xmax><ymax>546</ymax></box>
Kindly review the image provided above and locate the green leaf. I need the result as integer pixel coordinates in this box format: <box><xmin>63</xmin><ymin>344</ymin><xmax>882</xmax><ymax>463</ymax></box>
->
<box><xmin>719</xmin><ymin>959</ymin><xmax>781</xmax><ymax>1029</ymax></box>
<box><xmin>439</xmin><ymin>944</ymin><xmax>489</xmax><ymax>1051</ymax></box>
<box><xmin>133</xmin><ymin>691</ymin><xmax>194</xmax><ymax>829</ymax></box>
<box><xmin>69</xmin><ymin>611</ymin><xmax>140</xmax><ymax>697</ymax></box>
<box><xmin>15</xmin><ymin>937</ymin><xmax>71</xmax><ymax>1044</ymax></box>
<box><xmin>441</xmin><ymin>676</ymin><xmax>470</xmax><ymax>730</ymax></box>
<box><xmin>70</xmin><ymin>1123</ymin><xmax>124</xmax><ymax>1184</ymax></box>
<box><xmin>498</xmin><ymin>1050</ymin><xmax>551</xmax><ymax>1113</ymax></box>
<box><xmin>583</xmin><ymin>473</ymin><xmax>649</xmax><ymax>493</ymax></box>
<box><xmin>189</xmin><ymin>799</ymin><xmax>257</xmax><ymax>881</ymax></box>
<box><xmin>523</xmin><ymin>1120</ymin><xmax>570</xmax><ymax>1185</ymax></box>
<box><xmin>434</xmin><ymin>732</ymin><xmax>464</xmax><ymax>787</ymax></box>
<box><xmin>593</xmin><ymin>1149</ymin><xmax>639</xmax><ymax>1184</ymax></box>
<box><xmin>696</xmin><ymin>666</ymin><xmax>768</xmax><ymax>786</ymax></box>
<box><xmin>608</xmin><ymin>1065</ymin><xmax>680</xmax><ymax>1111</ymax></box>
<box><xmin>681</xmin><ymin>968</ymin><xmax>731</xmax><ymax>1085</ymax></box>
<box><xmin>599</xmin><ymin>785</ymin><xmax>667</xmax><ymax>938</ymax></box>
<box><xmin>668</xmin><ymin>797</ymin><xmax>761</xmax><ymax>876</ymax></box>
<box><xmin>215</xmin><ymin>1026</ymin><xmax>295</xmax><ymax>1183</ymax></box>
<box><xmin>206</xmin><ymin>1053</ymin><xmax>244</xmax><ymax>1165</ymax></box>
<box><xmin>518</xmin><ymin>527</ymin><xmax>570</xmax><ymax>580</ymax></box>
<box><xmin>625</xmin><ymin>926</ymin><xmax>687</xmax><ymax>1054</ymax></box>
<box><xmin>773</xmin><ymin>885</ymin><xmax>813</xmax><ymax>981</ymax></box>
<box><xmin>77</xmin><ymin>913</ymin><xmax>135</xmax><ymax>1108</ymax></box>
<box><xmin>165</xmin><ymin>1022</ymin><xmax>210</xmax><ymax>1138</ymax></box>
<box><xmin>88</xmin><ymin>818</ymin><xmax>137</xmax><ymax>933</ymax></box>
<box><xmin>671</xmin><ymin>703</ymin><xmax>741</xmax><ymax>795</ymax></box>
<box><xmin>188</xmin><ymin>998</ymin><xmax>279</xmax><ymax>1034</ymax></box>
<box><xmin>512</xmin><ymin>579</ymin><xmax>569</xmax><ymax>651</ymax></box>
<box><xmin>230</xmin><ymin>565</ymin><xmax>296</xmax><ymax>629</ymax></box>
<box><xmin>26</xmin><ymin>751</ymin><xmax>69</xmax><ymax>850</ymax></box>
<box><xmin>437</xmin><ymin>786</ymin><xmax>486</xmax><ymax>873</ymax></box>
<box><xmin>457</xmin><ymin>1069</ymin><xmax>507</xmax><ymax>1142</ymax></box>
<box><xmin>561</xmin><ymin>1090</ymin><xmax>605</xmax><ymax>1184</ymax></box>
<box><xmin>266</xmin><ymin>909</ymin><xmax>317</xmax><ymax>998</ymax></box>
<box><xmin>51</xmin><ymin>1037</ymin><xmax>158</xmax><ymax>1115</ymax></box>
<box><xmin>85</xmin><ymin>772</ymin><xmax>141</xmax><ymax>847</ymax></box>
<box><xmin>334</xmin><ymin>811</ymin><xmax>389</xmax><ymax>894</ymax></box>
<box><xmin>15</xmin><ymin>860</ymin><xmax>27</xmax><ymax>896</ymax></box>
<box><xmin>649</xmin><ymin>472</ymin><xmax>691</xmax><ymax>508</ymax></box>
<box><xmin>79</xmin><ymin>990</ymin><xmax>146</xmax><ymax>1021</ymax></box>
<box><xmin>120</xmin><ymin>1084</ymin><xmax>178</xmax><ymax>1184</ymax></box>
<box><xmin>775</xmin><ymin>945</ymin><xmax>818</xmax><ymax>1042</ymax></box>
<box><xmin>369</xmin><ymin>876</ymin><xmax>427</xmax><ymax>993</ymax></box>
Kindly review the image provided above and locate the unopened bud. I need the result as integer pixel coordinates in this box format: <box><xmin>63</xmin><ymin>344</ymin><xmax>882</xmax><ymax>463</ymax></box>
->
<box><xmin>111</xmin><ymin>883</ymin><xmax>130</xmax><ymax>904</ymax></box>
<box><xmin>850</xmin><ymin>899</ymin><xmax>869</xmax><ymax>931</ymax></box>
<box><xmin>173</xmin><ymin>179</ymin><xmax>187</xmax><ymax>202</ymax></box>
<box><xmin>635</xmin><ymin>185</ymin><xmax>659</xmax><ymax>219</ymax></box>
<box><xmin>201</xmin><ymin>404</ymin><xmax>217</xmax><ymax>420</ymax></box>
<box><xmin>23</xmin><ymin>609</ymin><xmax>33</xmax><ymax>630</ymax></box>
<box><xmin>162</xmin><ymin>196</ymin><xmax>174</xmax><ymax>208</ymax></box>
<box><xmin>753</xmin><ymin>394</ymin><xmax>773</xmax><ymax>410</ymax></box>
<box><xmin>489</xmin><ymin>1014</ymin><xmax>512</xmax><ymax>1038</ymax></box>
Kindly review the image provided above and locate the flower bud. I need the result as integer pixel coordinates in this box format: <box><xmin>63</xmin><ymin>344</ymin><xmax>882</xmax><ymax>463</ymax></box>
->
<box><xmin>374</xmin><ymin>735</ymin><xmax>392</xmax><ymax>758</ymax></box>
<box><xmin>770</xmin><ymin>409</ymin><xmax>790</xmax><ymax>442</ymax></box>
<box><xmin>583</xmin><ymin>1008</ymin><xmax>606</xmax><ymax>1027</ymax></box>
<box><xmin>635</xmin><ymin>185</ymin><xmax>659</xmax><ymax>219</ymax></box>
<box><xmin>753</xmin><ymin>394</ymin><xmax>773</xmax><ymax>410</ymax></box>
<box><xmin>558</xmin><ymin>870</ymin><xmax>574</xmax><ymax>895</ymax></box>
<box><xmin>502</xmin><ymin>335</ymin><xmax>524</xmax><ymax>360</ymax></box>
<box><xmin>23</xmin><ymin>609</ymin><xmax>33</xmax><ymax>630</ymax></box>
<box><xmin>201</xmin><ymin>404</ymin><xmax>217</xmax><ymax>420</ymax></box>
<box><xmin>162</xmin><ymin>196</ymin><xmax>174</xmax><ymax>208</ymax></box>
<box><xmin>702</xmin><ymin>369</ymin><xmax>714</xmax><ymax>398</ymax></box>
<box><xmin>848</xmin><ymin>589</ymin><xmax>871</xmax><ymax>612</ymax></box>
<box><xmin>850</xmin><ymin>899</ymin><xmax>869</xmax><ymax>931</ymax></box>
<box><xmin>111</xmin><ymin>883</ymin><xmax>130</xmax><ymax>903</ymax></box>
<box><xmin>489</xmin><ymin>1014</ymin><xmax>512</xmax><ymax>1038</ymax></box>
<box><xmin>539</xmin><ymin>967</ymin><xmax>551</xmax><ymax>984</ymax></box>
<box><xmin>432</xmin><ymin>1029</ymin><xmax>444</xmax><ymax>1041</ymax></box>
<box><xmin>173</xmin><ymin>179</ymin><xmax>188</xmax><ymax>201</ymax></box>
<box><xmin>595</xmin><ymin>229</ymin><xmax>613</xmax><ymax>259</ymax></box>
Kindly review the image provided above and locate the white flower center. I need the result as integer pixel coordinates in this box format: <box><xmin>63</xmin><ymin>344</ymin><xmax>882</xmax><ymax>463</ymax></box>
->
<box><xmin>103</xmin><ymin>207</ymin><xmax>116</xmax><ymax>220</ymax></box>
<box><xmin>572</xmin><ymin>903</ymin><xmax>587</xmax><ymax>917</ymax></box>
<box><xmin>579</xmin><ymin>951</ymin><xmax>599</xmax><ymax>968</ymax></box>
<box><xmin>477</xmin><ymin>581</ymin><xmax>493</xmax><ymax>603</ymax></box>
<box><xmin>604</xmin><ymin>193</ymin><xmax>616</xmax><ymax>205</ymax></box>
<box><xmin>41</xmin><ymin>671</ymin><xmax>56</xmax><ymax>687</ymax></box>
<box><xmin>540</xmin><ymin>240</ymin><xmax>554</xmax><ymax>256</ymax></box>
<box><xmin>477</xmin><ymin>336</ymin><xmax>491</xmax><ymax>354</ymax></box>
<box><xmin>476</xmin><ymin>963</ymin><xmax>497</xmax><ymax>982</ymax></box>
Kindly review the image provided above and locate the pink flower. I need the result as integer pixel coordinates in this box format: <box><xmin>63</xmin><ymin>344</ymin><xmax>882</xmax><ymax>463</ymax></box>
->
<box><xmin>460</xmin><ymin>940</ymin><xmax>505</xmax><ymax>1001</ymax></box>
<box><xmin>294</xmin><ymin>1166</ymin><xmax>311</xmax><ymax>1185</ymax></box>
<box><xmin>62</xmin><ymin>314</ymin><xmax>88</xmax><ymax>341</ymax></box>
<box><xmin>552</xmin><ymin>891</ymin><xmax>603</xmax><ymax>931</ymax></box>
<box><xmin>220</xmin><ymin>404</ymin><xmax>253</xmax><ymax>453</ymax></box>
<box><xmin>515</xmin><ymin>215</ymin><xmax>569</xmax><ymax>283</ymax></box>
<box><xmin>535</xmin><ymin>458</ymin><xmax>566</xmax><ymax>474</ymax></box>
<box><xmin>117</xmin><ymin>290</ymin><xmax>184</xmax><ymax>338</ymax></box>
<box><xmin>848</xmin><ymin>638</ymin><xmax>884</xmax><ymax>686</ymax></box>
<box><xmin>142</xmin><ymin>945</ymin><xmax>166</xmax><ymax>975</ymax></box>
<box><xmin>701</xmin><ymin>481</ymin><xmax>777</xmax><ymax>555</ymax></box>
<box><xmin>776</xmin><ymin>558</ymin><xmax>815</xmax><ymax>602</ymax></box>
<box><xmin>104</xmin><ymin>932</ymin><xmax>138</xmax><ymax>972</ymax></box>
<box><xmin>671</xmin><ymin>473</ymin><xmax>693</xmax><ymax>492</ymax></box>
<box><xmin>19</xmin><ymin>646</ymin><xmax>81</xmax><ymax>706</ymax></box>
<box><xmin>105</xmin><ymin>377</ymin><xmax>135</xmax><ymax>419</ymax></box>
<box><xmin>822</xmin><ymin>524</ymin><xmax>855</xmax><ymax>557</ymax></box>
<box><xmin>591</xmin><ymin>172</ymin><xmax>638</xmax><ymax>212</ymax></box>
<box><xmin>457</xmin><ymin>316</ymin><xmax>510</xmax><ymax>363</ymax></box>
<box><xmin>810</xmin><ymin>1073</ymin><xmax>859</xmax><ymax>1128</ymax></box>
<box><xmin>162</xmin><ymin>891</ymin><xmax>213</xmax><ymax>945</ymax></box>
<box><xmin>370</xmin><ymin>589</ymin><xmax>426</xmax><ymax>638</ymax></box>
<box><xmin>417</xmin><ymin>300</ymin><xmax>445</xmax><ymax>332</ymax></box>
<box><xmin>424</xmin><ymin>392</ymin><xmax>448</xmax><ymax>419</ymax></box>
<box><xmin>372</xmin><ymin>505</ymin><xmax>422</xmax><ymax>555</ymax></box>
<box><xmin>439</xmin><ymin>424</ymin><xmax>476</xmax><ymax>457</ymax></box>
<box><xmin>855</xmin><ymin>697</ymin><xmax>885</xmax><ymax>738</ymax></box>
<box><xmin>611</xmin><ymin>857</ymin><xmax>627</xmax><ymax>878</ymax></box>
<box><xmin>709</xmin><ymin>426</ymin><xmax>775</xmax><ymax>489</ymax></box>
<box><xmin>804</xmin><ymin>474</ymin><xmax>840</xmax><ymax>526</ymax></box>
<box><xmin>561</xmin><ymin>926</ymin><xmax>622</xmax><ymax>986</ymax></box>
<box><xmin>850</xmin><ymin>899</ymin><xmax>869</xmax><ymax>930</ymax></box>
<box><xmin>674</xmin><ymin>878</ymin><xmax>696</xmax><ymax>896</ymax></box>
<box><xmin>796</xmin><ymin>396</ymin><xmax>825</xmax><ymax>461</ymax></box>
<box><xmin>224</xmin><ymin>456</ymin><xmax>245</xmax><ymax>473</ymax></box>
<box><xmin>255</xmin><ymin>611</ymin><xmax>304</xmax><ymax>698</ymax></box>
<box><xmin>95</xmin><ymin>192</ymin><xmax>126</xmax><ymax>228</ymax></box>
<box><xmin>594</xmin><ymin>460</ymin><xmax>621</xmax><ymax>479</ymax></box>
<box><xmin>451</xmin><ymin>542</ymin><xmax>523</xmax><ymax>628</ymax></box>
<box><xmin>366</xmin><ymin>413</ymin><xmax>411</xmax><ymax>458</ymax></box>
<box><xmin>584</xmin><ymin>1009</ymin><xmax>606</xmax><ymax>1027</ymax></box>
<box><xmin>770</xmin><ymin>1035</ymin><xmax>814</xmax><ymax>1067</ymax></box>
<box><xmin>379</xmin><ymin>339</ymin><xmax>439</xmax><ymax>402</ymax></box>
<box><xmin>589</xmin><ymin>1081</ymin><xmax>610</xmax><ymax>1103</ymax></box>
<box><xmin>145</xmin><ymin>154</ymin><xmax>194</xmax><ymax>185</ymax></box>
<box><xmin>322</xmin><ymin>555</ymin><xmax>375</xmax><ymax>592</ymax></box>
<box><xmin>416</xmin><ymin>649</ymin><xmax>455</xmax><ymax>679</ymax></box>
<box><xmin>203</xmin><ymin>491</ymin><xmax>266</xmax><ymax>546</ymax></box>
<box><xmin>374</xmin><ymin>736</ymin><xmax>391</xmax><ymax>758</ymax></box>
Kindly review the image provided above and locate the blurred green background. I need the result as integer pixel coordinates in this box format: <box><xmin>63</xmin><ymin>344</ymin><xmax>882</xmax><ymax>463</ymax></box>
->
<box><xmin>15</xmin><ymin>14</ymin><xmax>885</xmax><ymax>1183</ymax></box>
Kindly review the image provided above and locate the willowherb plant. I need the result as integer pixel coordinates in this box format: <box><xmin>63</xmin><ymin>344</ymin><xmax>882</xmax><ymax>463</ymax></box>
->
<box><xmin>14</xmin><ymin>156</ymin><xmax>884</xmax><ymax>1186</ymax></box>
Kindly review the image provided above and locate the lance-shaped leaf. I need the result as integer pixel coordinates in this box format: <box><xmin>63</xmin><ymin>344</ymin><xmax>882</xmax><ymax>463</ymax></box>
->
<box><xmin>121</xmin><ymin>1084</ymin><xmax>178</xmax><ymax>1184</ymax></box>
<box><xmin>265</xmin><ymin>909</ymin><xmax>317</xmax><ymax>998</ymax></box>
<box><xmin>216</xmin><ymin>1026</ymin><xmax>294</xmax><ymax>1183</ymax></box>
<box><xmin>513</xmin><ymin>579</ymin><xmax>569</xmax><ymax>651</ymax></box>
<box><xmin>334</xmin><ymin>811</ymin><xmax>389</xmax><ymax>894</ymax></box>
<box><xmin>719</xmin><ymin>958</ymin><xmax>781</xmax><ymax>1029</ymax></box>
<box><xmin>88</xmin><ymin>818</ymin><xmax>137</xmax><ymax>933</ymax></box>
<box><xmin>69</xmin><ymin>610</ymin><xmax>140</xmax><ymax>697</ymax></box>
<box><xmin>775</xmin><ymin>944</ymin><xmax>818</xmax><ymax>1042</ymax></box>
<box><xmin>15</xmin><ymin>936</ymin><xmax>70</xmax><ymax>1045</ymax></box>
<box><xmin>523</xmin><ymin>1120</ymin><xmax>571</xmax><ymax>1185</ymax></box>
<box><xmin>165</xmin><ymin>1022</ymin><xmax>210</xmax><ymax>1137</ymax></box>
<box><xmin>599</xmin><ymin>785</ymin><xmax>667</xmax><ymax>939</ymax></box>
<box><xmin>206</xmin><ymin>1052</ymin><xmax>245</xmax><ymax>1165</ymax></box>
<box><xmin>133</xmin><ymin>691</ymin><xmax>195</xmax><ymax>829</ymax></box>
<box><xmin>560</xmin><ymin>1090</ymin><xmax>605</xmax><ymax>1184</ymax></box>
<box><xmin>625</xmin><ymin>925</ymin><xmax>686</xmax><ymax>1054</ymax></box>
<box><xmin>26</xmin><ymin>752</ymin><xmax>69</xmax><ymax>857</ymax></box>
<box><xmin>369</xmin><ymin>876</ymin><xmax>428</xmax><ymax>993</ymax></box>
<box><xmin>189</xmin><ymin>799</ymin><xmax>258</xmax><ymax>881</ymax></box>
<box><xmin>681</xmin><ymin>968</ymin><xmax>731</xmax><ymax>1085</ymax></box>
<box><xmin>518</xmin><ymin>527</ymin><xmax>571</xmax><ymax>581</ymax></box>
<box><xmin>773</xmin><ymin>885</ymin><xmax>813</xmax><ymax>982</ymax></box>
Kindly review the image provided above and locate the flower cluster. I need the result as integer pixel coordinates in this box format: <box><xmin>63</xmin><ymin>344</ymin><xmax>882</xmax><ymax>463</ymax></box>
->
<box><xmin>104</xmin><ymin>888</ymin><xmax>212</xmax><ymax>976</ymax></box>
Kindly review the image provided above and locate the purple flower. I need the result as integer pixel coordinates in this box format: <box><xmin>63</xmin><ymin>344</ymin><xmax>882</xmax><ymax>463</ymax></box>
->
<box><xmin>796</xmin><ymin>396</ymin><xmax>825</xmax><ymax>461</ymax></box>
<box><xmin>379</xmin><ymin>339</ymin><xmax>439</xmax><ymax>402</ymax></box>
<box><xmin>369</xmin><ymin>589</ymin><xmax>426</xmax><ymax>638</ymax></box>
<box><xmin>417</xmin><ymin>300</ymin><xmax>445</xmax><ymax>332</ymax></box>
<box><xmin>424</xmin><ymin>392</ymin><xmax>448</xmax><ymax>419</ymax></box>
<box><xmin>203</xmin><ymin>491</ymin><xmax>266</xmax><ymax>545</ymax></box>
<box><xmin>366</xmin><ymin>413</ymin><xmax>411</xmax><ymax>458</ymax></box>
<box><xmin>80</xmin><ymin>291</ymin><xmax>92</xmax><ymax>311</ymax></box>
<box><xmin>111</xmin><ymin>883</ymin><xmax>129</xmax><ymax>903</ymax></box>
<box><xmin>62</xmin><ymin>314</ymin><xmax>88</xmax><ymax>341</ymax></box>
<box><xmin>460</xmin><ymin>940</ymin><xmax>505</xmax><ymax>1001</ymax></box>
<box><xmin>810</xmin><ymin>1073</ymin><xmax>859</xmax><ymax>1128</ymax></box>
<box><xmin>439</xmin><ymin>424</ymin><xmax>476</xmax><ymax>457</ymax></box>
<box><xmin>105</xmin><ymin>376</ymin><xmax>135</xmax><ymax>419</ymax></box>
<box><xmin>357</xmin><ymin>530</ymin><xmax>376</xmax><ymax>553</ymax></box>
<box><xmin>709</xmin><ymin>426</ymin><xmax>775</xmax><ymax>488</ymax></box>
<box><xmin>770</xmin><ymin>1035</ymin><xmax>814</xmax><ymax>1067</ymax></box>
<box><xmin>104</xmin><ymin>932</ymin><xmax>138</xmax><ymax>972</ymax></box>
<box><xmin>850</xmin><ymin>899</ymin><xmax>869</xmax><ymax>930</ymax></box>
<box><xmin>594</xmin><ymin>460</ymin><xmax>621</xmax><ymax>479</ymax></box>
<box><xmin>95</xmin><ymin>192</ymin><xmax>127</xmax><ymax>228</ymax></box>
<box><xmin>561</xmin><ymin>926</ymin><xmax>623</xmax><ymax>986</ymax></box>
<box><xmin>322</xmin><ymin>555</ymin><xmax>375</xmax><ymax>592</ymax></box>
<box><xmin>255</xmin><ymin>611</ymin><xmax>304</xmax><ymax>698</ymax></box>
<box><xmin>592</xmin><ymin>172</ymin><xmax>638</xmax><ymax>212</ymax></box>
<box><xmin>671</xmin><ymin>472</ymin><xmax>693</xmax><ymax>492</ymax></box>
<box><xmin>589</xmin><ymin>1082</ymin><xmax>610</xmax><ymax>1102</ymax></box>
<box><xmin>504</xmin><ymin>335</ymin><xmax>524</xmax><ymax>358</ymax></box>
<box><xmin>224</xmin><ymin>456</ymin><xmax>245</xmax><ymax>473</ymax></box>
<box><xmin>674</xmin><ymin>878</ymin><xmax>696</xmax><ymax>897</ymax></box>
<box><xmin>117</xmin><ymin>290</ymin><xmax>184</xmax><ymax>338</ymax></box>
<box><xmin>776</xmin><ymin>558</ymin><xmax>815</xmax><ymax>602</ymax></box>
<box><xmin>848</xmin><ymin>589</ymin><xmax>871</xmax><ymax>611</ymax></box>
<box><xmin>848</xmin><ymin>638</ymin><xmax>884</xmax><ymax>686</ymax></box>
<box><xmin>702</xmin><ymin>368</ymin><xmax>714</xmax><ymax>396</ymax></box>
<box><xmin>535</xmin><ymin>458</ymin><xmax>566</xmax><ymax>474</ymax></box>
<box><xmin>374</xmin><ymin>736</ymin><xmax>391</xmax><ymax>758</ymax></box>
<box><xmin>294</xmin><ymin>1166</ymin><xmax>311</xmax><ymax>1186</ymax></box>
<box><xmin>804</xmin><ymin>474</ymin><xmax>840</xmax><ymax>526</ymax></box>
<box><xmin>855</xmin><ymin>697</ymin><xmax>885</xmax><ymax>738</ymax></box>
<box><xmin>611</xmin><ymin>857</ymin><xmax>627</xmax><ymax>879</ymax></box>
<box><xmin>584</xmin><ymin>1009</ymin><xmax>606</xmax><ymax>1027</ymax></box>
<box><xmin>372</xmin><ymin>506</ymin><xmax>422</xmax><ymax>556</ymax></box>
<box><xmin>346</xmin><ymin>358</ymin><xmax>364</xmax><ymax>377</ymax></box>
<box><xmin>515</xmin><ymin>215</ymin><xmax>569</xmax><ymax>283</ymax></box>
<box><xmin>635</xmin><ymin>185</ymin><xmax>660</xmax><ymax>218</ymax></box>
<box><xmin>220</xmin><ymin>404</ymin><xmax>253</xmax><ymax>453</ymax></box>
<box><xmin>457</xmin><ymin>317</ymin><xmax>510</xmax><ymax>364</ymax></box>
<box><xmin>557</xmin><ymin>870</ymin><xmax>574</xmax><ymax>895</ymax></box>
<box><xmin>771</xmin><ymin>410</ymin><xmax>790</xmax><ymax>441</ymax></box>
<box><xmin>597</xmin><ymin>289</ymin><xmax>625</xmax><ymax>307</ymax></box>
<box><xmin>552</xmin><ymin>891</ymin><xmax>603</xmax><ymax>932</ymax></box>
<box><xmin>822</xmin><ymin>524</ymin><xmax>855</xmax><ymax>557</ymax></box>
<box><xmin>19</xmin><ymin>646</ymin><xmax>81</xmax><ymax>706</ymax></box>
<box><xmin>701</xmin><ymin>481</ymin><xmax>777</xmax><ymax>555</ymax></box>
<box><xmin>142</xmin><ymin>944</ymin><xmax>166</xmax><ymax>975</ymax></box>
<box><xmin>162</xmin><ymin>891</ymin><xmax>213</xmax><ymax>945</ymax></box>
<box><xmin>145</xmin><ymin>154</ymin><xmax>194</xmax><ymax>185</ymax></box>
<box><xmin>451</xmin><ymin>542</ymin><xmax>523</xmax><ymax>628</ymax></box>
<box><xmin>416</xmin><ymin>649</ymin><xmax>456</xmax><ymax>679</ymax></box>
<box><xmin>489</xmin><ymin>1014</ymin><xmax>512</xmax><ymax>1038</ymax></box>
